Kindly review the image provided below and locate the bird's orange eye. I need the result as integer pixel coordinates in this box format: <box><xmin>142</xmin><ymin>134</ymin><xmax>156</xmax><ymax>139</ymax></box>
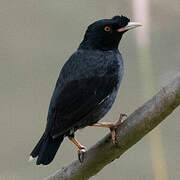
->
<box><xmin>104</xmin><ymin>26</ymin><xmax>111</xmax><ymax>32</ymax></box>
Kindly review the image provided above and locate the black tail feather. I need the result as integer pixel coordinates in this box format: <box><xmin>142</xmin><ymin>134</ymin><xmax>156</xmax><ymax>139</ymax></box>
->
<box><xmin>30</xmin><ymin>133</ymin><xmax>64</xmax><ymax>165</ymax></box>
<box><xmin>30</xmin><ymin>133</ymin><xmax>46</xmax><ymax>158</ymax></box>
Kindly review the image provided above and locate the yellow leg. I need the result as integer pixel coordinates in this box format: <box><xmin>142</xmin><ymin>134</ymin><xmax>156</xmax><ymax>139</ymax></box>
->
<box><xmin>68</xmin><ymin>136</ymin><xmax>86</xmax><ymax>163</ymax></box>
<box><xmin>91</xmin><ymin>122</ymin><xmax>115</xmax><ymax>128</ymax></box>
<box><xmin>91</xmin><ymin>113</ymin><xmax>127</xmax><ymax>144</ymax></box>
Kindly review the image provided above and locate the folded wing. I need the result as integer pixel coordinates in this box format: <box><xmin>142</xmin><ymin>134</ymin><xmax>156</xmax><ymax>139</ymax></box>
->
<box><xmin>48</xmin><ymin>74</ymin><xmax>118</xmax><ymax>138</ymax></box>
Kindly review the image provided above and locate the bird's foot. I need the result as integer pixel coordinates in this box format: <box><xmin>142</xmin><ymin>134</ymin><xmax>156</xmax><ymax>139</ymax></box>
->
<box><xmin>78</xmin><ymin>146</ymin><xmax>87</xmax><ymax>163</ymax></box>
<box><xmin>90</xmin><ymin>113</ymin><xmax>127</xmax><ymax>144</ymax></box>
<box><xmin>68</xmin><ymin>136</ymin><xmax>87</xmax><ymax>163</ymax></box>
<box><xmin>117</xmin><ymin>113</ymin><xmax>127</xmax><ymax>125</ymax></box>
<box><xmin>109</xmin><ymin>113</ymin><xmax>127</xmax><ymax>144</ymax></box>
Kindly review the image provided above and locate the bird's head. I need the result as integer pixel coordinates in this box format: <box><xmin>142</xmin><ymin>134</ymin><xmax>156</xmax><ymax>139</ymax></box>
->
<box><xmin>79</xmin><ymin>15</ymin><xmax>141</xmax><ymax>50</ymax></box>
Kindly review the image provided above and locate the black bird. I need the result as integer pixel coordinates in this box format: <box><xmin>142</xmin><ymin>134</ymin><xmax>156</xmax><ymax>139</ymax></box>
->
<box><xmin>30</xmin><ymin>15</ymin><xmax>141</xmax><ymax>165</ymax></box>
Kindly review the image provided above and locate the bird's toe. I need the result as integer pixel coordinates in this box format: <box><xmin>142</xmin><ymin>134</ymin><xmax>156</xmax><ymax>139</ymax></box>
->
<box><xmin>78</xmin><ymin>146</ymin><xmax>87</xmax><ymax>163</ymax></box>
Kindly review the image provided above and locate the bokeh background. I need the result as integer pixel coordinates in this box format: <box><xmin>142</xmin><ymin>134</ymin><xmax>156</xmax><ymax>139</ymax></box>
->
<box><xmin>0</xmin><ymin>0</ymin><xmax>180</xmax><ymax>179</ymax></box>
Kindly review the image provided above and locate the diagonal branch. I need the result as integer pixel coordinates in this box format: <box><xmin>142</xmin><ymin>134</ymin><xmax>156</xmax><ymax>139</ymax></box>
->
<box><xmin>44</xmin><ymin>75</ymin><xmax>180</xmax><ymax>180</ymax></box>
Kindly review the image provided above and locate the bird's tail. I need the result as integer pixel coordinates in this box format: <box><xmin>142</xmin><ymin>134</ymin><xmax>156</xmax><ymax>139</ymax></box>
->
<box><xmin>30</xmin><ymin>133</ymin><xmax>64</xmax><ymax>165</ymax></box>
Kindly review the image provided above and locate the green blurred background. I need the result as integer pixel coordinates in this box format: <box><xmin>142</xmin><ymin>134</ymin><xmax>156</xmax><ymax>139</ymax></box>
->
<box><xmin>0</xmin><ymin>0</ymin><xmax>180</xmax><ymax>179</ymax></box>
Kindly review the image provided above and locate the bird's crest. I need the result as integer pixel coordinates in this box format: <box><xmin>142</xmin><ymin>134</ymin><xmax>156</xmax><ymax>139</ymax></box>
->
<box><xmin>112</xmin><ymin>15</ymin><xmax>130</xmax><ymax>27</ymax></box>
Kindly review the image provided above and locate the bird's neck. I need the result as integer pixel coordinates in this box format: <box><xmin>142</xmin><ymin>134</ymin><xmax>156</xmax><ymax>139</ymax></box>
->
<box><xmin>78</xmin><ymin>38</ymin><xmax>121</xmax><ymax>51</ymax></box>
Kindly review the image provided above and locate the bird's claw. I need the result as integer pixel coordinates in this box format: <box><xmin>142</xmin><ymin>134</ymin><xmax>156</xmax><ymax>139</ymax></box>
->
<box><xmin>109</xmin><ymin>127</ymin><xmax>116</xmax><ymax>144</ymax></box>
<box><xmin>78</xmin><ymin>146</ymin><xmax>87</xmax><ymax>163</ymax></box>
<box><xmin>110</xmin><ymin>113</ymin><xmax>127</xmax><ymax>144</ymax></box>
<box><xmin>117</xmin><ymin>113</ymin><xmax>127</xmax><ymax>124</ymax></box>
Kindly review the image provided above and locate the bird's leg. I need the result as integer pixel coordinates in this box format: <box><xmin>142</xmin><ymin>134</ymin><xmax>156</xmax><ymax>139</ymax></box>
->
<box><xmin>91</xmin><ymin>113</ymin><xmax>127</xmax><ymax>144</ymax></box>
<box><xmin>68</xmin><ymin>135</ymin><xmax>86</xmax><ymax>163</ymax></box>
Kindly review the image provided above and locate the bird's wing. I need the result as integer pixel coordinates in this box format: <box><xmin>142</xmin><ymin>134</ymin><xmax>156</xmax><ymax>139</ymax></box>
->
<box><xmin>49</xmin><ymin>74</ymin><xmax>118</xmax><ymax>138</ymax></box>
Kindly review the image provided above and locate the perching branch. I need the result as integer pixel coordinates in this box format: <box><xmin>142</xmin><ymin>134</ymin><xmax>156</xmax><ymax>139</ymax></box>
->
<box><xmin>44</xmin><ymin>75</ymin><xmax>180</xmax><ymax>180</ymax></box>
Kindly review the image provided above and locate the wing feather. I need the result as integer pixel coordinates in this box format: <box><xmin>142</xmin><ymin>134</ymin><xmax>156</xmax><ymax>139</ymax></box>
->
<box><xmin>49</xmin><ymin>75</ymin><xmax>118</xmax><ymax>138</ymax></box>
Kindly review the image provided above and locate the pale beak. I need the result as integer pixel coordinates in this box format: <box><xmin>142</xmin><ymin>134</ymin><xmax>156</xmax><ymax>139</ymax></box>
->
<box><xmin>117</xmin><ymin>22</ymin><xmax>142</xmax><ymax>32</ymax></box>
